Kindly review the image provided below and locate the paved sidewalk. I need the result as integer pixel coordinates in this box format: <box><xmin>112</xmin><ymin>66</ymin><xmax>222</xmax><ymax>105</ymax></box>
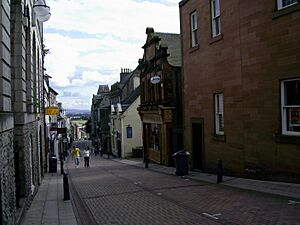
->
<box><xmin>21</xmin><ymin>163</ymin><xmax>78</xmax><ymax>225</ymax></box>
<box><xmin>114</xmin><ymin>158</ymin><xmax>300</xmax><ymax>200</ymax></box>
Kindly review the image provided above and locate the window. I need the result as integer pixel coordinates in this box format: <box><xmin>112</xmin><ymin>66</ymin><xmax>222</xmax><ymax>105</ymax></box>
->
<box><xmin>190</xmin><ymin>11</ymin><xmax>198</xmax><ymax>47</ymax></box>
<box><xmin>215</xmin><ymin>93</ymin><xmax>224</xmax><ymax>135</ymax></box>
<box><xmin>211</xmin><ymin>0</ymin><xmax>221</xmax><ymax>37</ymax></box>
<box><xmin>151</xmin><ymin>124</ymin><xmax>160</xmax><ymax>151</ymax></box>
<box><xmin>277</xmin><ymin>0</ymin><xmax>298</xmax><ymax>9</ymax></box>
<box><xmin>281</xmin><ymin>78</ymin><xmax>300</xmax><ymax>136</ymax></box>
<box><xmin>126</xmin><ymin>126</ymin><xmax>132</xmax><ymax>138</ymax></box>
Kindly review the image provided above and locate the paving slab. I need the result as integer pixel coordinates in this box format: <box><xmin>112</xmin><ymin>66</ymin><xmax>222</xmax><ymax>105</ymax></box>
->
<box><xmin>21</xmin><ymin>163</ymin><xmax>78</xmax><ymax>225</ymax></box>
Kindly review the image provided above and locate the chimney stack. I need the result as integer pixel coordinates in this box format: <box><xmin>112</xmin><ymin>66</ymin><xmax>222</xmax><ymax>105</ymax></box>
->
<box><xmin>120</xmin><ymin>68</ymin><xmax>131</xmax><ymax>81</ymax></box>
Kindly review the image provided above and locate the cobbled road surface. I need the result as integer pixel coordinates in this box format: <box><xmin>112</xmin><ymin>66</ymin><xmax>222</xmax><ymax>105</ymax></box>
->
<box><xmin>67</xmin><ymin>140</ymin><xmax>300</xmax><ymax>225</ymax></box>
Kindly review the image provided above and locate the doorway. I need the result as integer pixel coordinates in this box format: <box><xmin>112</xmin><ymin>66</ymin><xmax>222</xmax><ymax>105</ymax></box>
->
<box><xmin>192</xmin><ymin>122</ymin><xmax>203</xmax><ymax>170</ymax></box>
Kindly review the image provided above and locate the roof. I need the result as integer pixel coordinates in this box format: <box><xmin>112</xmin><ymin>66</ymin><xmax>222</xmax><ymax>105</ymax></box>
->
<box><xmin>49</xmin><ymin>87</ymin><xmax>58</xmax><ymax>95</ymax></box>
<box><xmin>97</xmin><ymin>85</ymin><xmax>110</xmax><ymax>95</ymax></box>
<box><xmin>122</xmin><ymin>85</ymin><xmax>141</xmax><ymax>111</ymax></box>
<box><xmin>154</xmin><ymin>32</ymin><xmax>181</xmax><ymax>67</ymax></box>
<box><xmin>120</xmin><ymin>67</ymin><xmax>140</xmax><ymax>90</ymax></box>
<box><xmin>144</xmin><ymin>28</ymin><xmax>181</xmax><ymax>67</ymax></box>
<box><xmin>120</xmin><ymin>88</ymin><xmax>141</xmax><ymax>112</ymax></box>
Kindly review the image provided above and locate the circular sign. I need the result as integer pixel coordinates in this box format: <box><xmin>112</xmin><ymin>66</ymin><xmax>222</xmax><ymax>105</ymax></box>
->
<box><xmin>150</xmin><ymin>75</ymin><xmax>161</xmax><ymax>84</ymax></box>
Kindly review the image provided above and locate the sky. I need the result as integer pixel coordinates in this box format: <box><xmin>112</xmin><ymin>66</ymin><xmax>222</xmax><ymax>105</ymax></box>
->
<box><xmin>44</xmin><ymin>0</ymin><xmax>180</xmax><ymax>110</ymax></box>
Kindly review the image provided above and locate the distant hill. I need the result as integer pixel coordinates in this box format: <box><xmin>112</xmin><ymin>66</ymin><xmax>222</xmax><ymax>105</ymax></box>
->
<box><xmin>65</xmin><ymin>109</ymin><xmax>91</xmax><ymax>115</ymax></box>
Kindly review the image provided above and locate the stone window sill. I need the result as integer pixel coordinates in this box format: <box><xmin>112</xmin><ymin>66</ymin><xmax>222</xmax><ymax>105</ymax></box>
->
<box><xmin>189</xmin><ymin>44</ymin><xmax>199</xmax><ymax>53</ymax></box>
<box><xmin>272</xmin><ymin>3</ymin><xmax>300</xmax><ymax>19</ymax></box>
<box><xmin>209</xmin><ymin>33</ymin><xmax>223</xmax><ymax>45</ymax></box>
<box><xmin>212</xmin><ymin>134</ymin><xmax>226</xmax><ymax>142</ymax></box>
<box><xmin>274</xmin><ymin>133</ymin><xmax>300</xmax><ymax>144</ymax></box>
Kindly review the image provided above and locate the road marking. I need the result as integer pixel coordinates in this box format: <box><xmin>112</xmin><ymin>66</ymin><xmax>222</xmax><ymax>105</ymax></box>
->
<box><xmin>202</xmin><ymin>213</ymin><xmax>222</xmax><ymax>220</ymax></box>
<box><xmin>288</xmin><ymin>200</ymin><xmax>300</xmax><ymax>205</ymax></box>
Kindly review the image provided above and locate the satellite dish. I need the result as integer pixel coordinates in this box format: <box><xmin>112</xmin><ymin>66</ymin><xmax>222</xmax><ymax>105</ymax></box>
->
<box><xmin>150</xmin><ymin>75</ymin><xmax>161</xmax><ymax>84</ymax></box>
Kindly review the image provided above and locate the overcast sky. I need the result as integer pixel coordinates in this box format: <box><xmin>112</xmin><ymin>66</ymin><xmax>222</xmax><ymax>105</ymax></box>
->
<box><xmin>44</xmin><ymin>0</ymin><xmax>180</xmax><ymax>110</ymax></box>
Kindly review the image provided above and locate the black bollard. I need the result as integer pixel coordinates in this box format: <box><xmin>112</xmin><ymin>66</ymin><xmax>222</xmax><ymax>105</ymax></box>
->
<box><xmin>60</xmin><ymin>160</ymin><xmax>64</xmax><ymax>175</ymax></box>
<box><xmin>217</xmin><ymin>160</ymin><xmax>223</xmax><ymax>183</ymax></box>
<box><xmin>63</xmin><ymin>173</ymin><xmax>70</xmax><ymax>200</ymax></box>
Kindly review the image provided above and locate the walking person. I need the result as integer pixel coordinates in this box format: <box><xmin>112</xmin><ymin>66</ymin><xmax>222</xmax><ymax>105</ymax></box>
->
<box><xmin>72</xmin><ymin>146</ymin><xmax>81</xmax><ymax>168</ymax></box>
<box><xmin>83</xmin><ymin>146</ymin><xmax>90</xmax><ymax>167</ymax></box>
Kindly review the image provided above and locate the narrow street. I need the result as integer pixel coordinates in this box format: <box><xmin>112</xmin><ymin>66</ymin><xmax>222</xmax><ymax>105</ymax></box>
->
<box><xmin>66</xmin><ymin>141</ymin><xmax>300</xmax><ymax>225</ymax></box>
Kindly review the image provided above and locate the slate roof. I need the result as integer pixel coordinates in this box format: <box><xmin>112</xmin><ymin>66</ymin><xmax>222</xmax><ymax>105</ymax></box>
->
<box><xmin>119</xmin><ymin>67</ymin><xmax>140</xmax><ymax>89</ymax></box>
<box><xmin>154</xmin><ymin>32</ymin><xmax>181</xmax><ymax>67</ymax></box>
<box><xmin>97</xmin><ymin>84</ymin><xmax>109</xmax><ymax>95</ymax></box>
<box><xmin>49</xmin><ymin>87</ymin><xmax>58</xmax><ymax>95</ymax></box>
<box><xmin>122</xmin><ymin>85</ymin><xmax>141</xmax><ymax>112</ymax></box>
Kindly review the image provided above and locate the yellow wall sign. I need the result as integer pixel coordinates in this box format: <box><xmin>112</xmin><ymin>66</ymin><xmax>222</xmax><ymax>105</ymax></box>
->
<box><xmin>46</xmin><ymin>107</ymin><xmax>59</xmax><ymax>115</ymax></box>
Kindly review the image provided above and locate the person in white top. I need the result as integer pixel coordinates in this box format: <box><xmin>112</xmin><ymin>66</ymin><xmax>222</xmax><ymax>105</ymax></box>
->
<box><xmin>83</xmin><ymin>146</ymin><xmax>90</xmax><ymax>167</ymax></box>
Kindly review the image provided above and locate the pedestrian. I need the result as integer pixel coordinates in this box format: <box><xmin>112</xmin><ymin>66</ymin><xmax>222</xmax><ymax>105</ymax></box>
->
<box><xmin>72</xmin><ymin>146</ymin><xmax>81</xmax><ymax>168</ymax></box>
<box><xmin>83</xmin><ymin>146</ymin><xmax>90</xmax><ymax>167</ymax></box>
<box><xmin>63</xmin><ymin>149</ymin><xmax>68</xmax><ymax>160</ymax></box>
<box><xmin>100</xmin><ymin>146</ymin><xmax>103</xmax><ymax>157</ymax></box>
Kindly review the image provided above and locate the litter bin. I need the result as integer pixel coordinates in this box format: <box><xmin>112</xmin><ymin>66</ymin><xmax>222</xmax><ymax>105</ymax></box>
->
<box><xmin>172</xmin><ymin>150</ymin><xmax>190</xmax><ymax>176</ymax></box>
<box><xmin>49</xmin><ymin>156</ymin><xmax>57</xmax><ymax>173</ymax></box>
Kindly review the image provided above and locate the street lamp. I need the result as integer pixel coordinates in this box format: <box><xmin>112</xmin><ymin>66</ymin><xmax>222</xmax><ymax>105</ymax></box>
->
<box><xmin>37</xmin><ymin>12</ymin><xmax>51</xmax><ymax>22</ymax></box>
<box><xmin>33</xmin><ymin>0</ymin><xmax>51</xmax><ymax>22</ymax></box>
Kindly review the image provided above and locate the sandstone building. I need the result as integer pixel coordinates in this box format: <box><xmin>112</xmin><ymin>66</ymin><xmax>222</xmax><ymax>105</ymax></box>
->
<box><xmin>138</xmin><ymin>28</ymin><xmax>183</xmax><ymax>166</ymax></box>
<box><xmin>180</xmin><ymin>0</ymin><xmax>300</xmax><ymax>182</ymax></box>
<box><xmin>0</xmin><ymin>0</ymin><xmax>51</xmax><ymax>223</ymax></box>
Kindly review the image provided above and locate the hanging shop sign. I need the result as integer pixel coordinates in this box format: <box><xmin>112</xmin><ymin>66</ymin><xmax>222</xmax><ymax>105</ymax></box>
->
<box><xmin>46</xmin><ymin>106</ymin><xmax>59</xmax><ymax>115</ymax></box>
<box><xmin>57</xmin><ymin>128</ymin><xmax>67</xmax><ymax>134</ymax></box>
<box><xmin>150</xmin><ymin>75</ymin><xmax>161</xmax><ymax>84</ymax></box>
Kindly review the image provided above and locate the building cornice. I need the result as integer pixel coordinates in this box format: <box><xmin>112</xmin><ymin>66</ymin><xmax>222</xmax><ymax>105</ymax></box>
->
<box><xmin>179</xmin><ymin>0</ymin><xmax>190</xmax><ymax>8</ymax></box>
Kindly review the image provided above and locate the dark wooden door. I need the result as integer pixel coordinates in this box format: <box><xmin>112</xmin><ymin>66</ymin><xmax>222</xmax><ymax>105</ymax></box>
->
<box><xmin>192</xmin><ymin>123</ymin><xmax>203</xmax><ymax>170</ymax></box>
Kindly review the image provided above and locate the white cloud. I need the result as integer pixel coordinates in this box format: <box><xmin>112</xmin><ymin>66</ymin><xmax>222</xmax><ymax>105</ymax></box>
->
<box><xmin>46</xmin><ymin>0</ymin><xmax>179</xmax><ymax>38</ymax></box>
<box><xmin>44</xmin><ymin>0</ymin><xmax>180</xmax><ymax>109</ymax></box>
<box><xmin>71</xmin><ymin>70</ymin><xmax>118</xmax><ymax>86</ymax></box>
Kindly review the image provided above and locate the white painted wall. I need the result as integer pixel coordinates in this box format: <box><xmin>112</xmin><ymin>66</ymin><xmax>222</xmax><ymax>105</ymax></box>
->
<box><xmin>121</xmin><ymin>96</ymin><xmax>142</xmax><ymax>158</ymax></box>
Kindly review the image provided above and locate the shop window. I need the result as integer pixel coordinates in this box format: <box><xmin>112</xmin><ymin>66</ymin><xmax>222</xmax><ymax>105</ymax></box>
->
<box><xmin>281</xmin><ymin>78</ymin><xmax>300</xmax><ymax>136</ymax></box>
<box><xmin>151</xmin><ymin>125</ymin><xmax>160</xmax><ymax>151</ymax></box>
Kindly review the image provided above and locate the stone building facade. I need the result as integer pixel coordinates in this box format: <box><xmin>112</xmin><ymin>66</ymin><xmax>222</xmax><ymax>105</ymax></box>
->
<box><xmin>0</xmin><ymin>0</ymin><xmax>49</xmax><ymax>224</ymax></box>
<box><xmin>110</xmin><ymin>68</ymin><xmax>142</xmax><ymax>158</ymax></box>
<box><xmin>180</xmin><ymin>0</ymin><xmax>300</xmax><ymax>182</ymax></box>
<box><xmin>91</xmin><ymin>85</ymin><xmax>111</xmax><ymax>154</ymax></box>
<box><xmin>138</xmin><ymin>28</ymin><xmax>183</xmax><ymax>166</ymax></box>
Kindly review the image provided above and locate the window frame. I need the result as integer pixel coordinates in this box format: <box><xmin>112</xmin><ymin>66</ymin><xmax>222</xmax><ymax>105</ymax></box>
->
<box><xmin>190</xmin><ymin>11</ymin><xmax>198</xmax><ymax>47</ymax></box>
<box><xmin>277</xmin><ymin>0</ymin><xmax>298</xmax><ymax>10</ymax></box>
<box><xmin>126</xmin><ymin>126</ymin><xmax>133</xmax><ymax>139</ymax></box>
<box><xmin>214</xmin><ymin>93</ymin><xmax>224</xmax><ymax>135</ymax></box>
<box><xmin>281</xmin><ymin>78</ymin><xmax>300</xmax><ymax>136</ymax></box>
<box><xmin>211</xmin><ymin>0</ymin><xmax>221</xmax><ymax>37</ymax></box>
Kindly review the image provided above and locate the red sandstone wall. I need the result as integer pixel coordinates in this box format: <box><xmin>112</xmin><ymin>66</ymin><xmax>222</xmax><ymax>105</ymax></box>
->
<box><xmin>180</xmin><ymin>0</ymin><xmax>300</xmax><ymax>181</ymax></box>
